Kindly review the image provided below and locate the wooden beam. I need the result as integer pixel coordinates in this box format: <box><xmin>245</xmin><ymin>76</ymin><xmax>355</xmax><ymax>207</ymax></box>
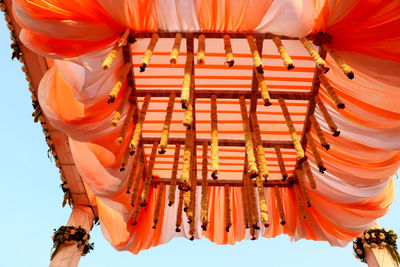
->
<box><xmin>142</xmin><ymin>137</ymin><xmax>295</xmax><ymax>148</ymax></box>
<box><xmin>134</xmin><ymin>90</ymin><xmax>310</xmax><ymax>100</ymax></box>
<box><xmin>152</xmin><ymin>178</ymin><xmax>292</xmax><ymax>187</ymax></box>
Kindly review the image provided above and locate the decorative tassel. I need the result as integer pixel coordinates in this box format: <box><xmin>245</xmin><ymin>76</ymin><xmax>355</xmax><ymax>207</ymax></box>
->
<box><xmin>108</xmin><ymin>63</ymin><xmax>131</xmax><ymax>103</ymax></box>
<box><xmin>152</xmin><ymin>183</ymin><xmax>165</xmax><ymax>229</ymax></box>
<box><xmin>323</xmin><ymin>45</ymin><xmax>354</xmax><ymax>79</ymax></box>
<box><xmin>159</xmin><ymin>92</ymin><xmax>176</xmax><ymax>154</ymax></box>
<box><xmin>274</xmin><ymin>186</ymin><xmax>286</xmax><ymax>225</ymax></box>
<box><xmin>247</xmin><ymin>35</ymin><xmax>264</xmax><ymax>74</ymax></box>
<box><xmin>170</xmin><ymin>33</ymin><xmax>183</xmax><ymax>64</ymax></box>
<box><xmin>210</xmin><ymin>94</ymin><xmax>219</xmax><ymax>179</ymax></box>
<box><xmin>315</xmin><ymin>95</ymin><xmax>340</xmax><ymax>136</ymax></box>
<box><xmin>112</xmin><ymin>86</ymin><xmax>133</xmax><ymax>127</ymax></box>
<box><xmin>181</xmin><ymin>49</ymin><xmax>193</xmax><ymax>109</ymax></box>
<box><xmin>140</xmin><ymin>142</ymin><xmax>158</xmax><ymax>207</ymax></box>
<box><xmin>239</xmin><ymin>96</ymin><xmax>258</xmax><ymax>178</ymax></box>
<box><xmin>117</xmin><ymin>103</ymin><xmax>135</xmax><ymax>144</ymax></box>
<box><xmin>310</xmin><ymin>114</ymin><xmax>330</xmax><ymax>151</ymax></box>
<box><xmin>300</xmin><ymin>37</ymin><xmax>329</xmax><ymax>73</ymax></box>
<box><xmin>251</xmin><ymin>113</ymin><xmax>269</xmax><ymax>180</ymax></box>
<box><xmin>175</xmin><ymin>190</ymin><xmax>184</xmax><ymax>232</ymax></box>
<box><xmin>256</xmin><ymin>72</ymin><xmax>271</xmax><ymax>106</ymax></box>
<box><xmin>302</xmin><ymin>160</ymin><xmax>316</xmax><ymax>189</ymax></box>
<box><xmin>168</xmin><ymin>144</ymin><xmax>181</xmax><ymax>206</ymax></box>
<box><xmin>197</xmin><ymin>34</ymin><xmax>205</xmax><ymax>65</ymax></box>
<box><xmin>278</xmin><ymin>98</ymin><xmax>305</xmax><ymax>161</ymax></box>
<box><xmin>102</xmin><ymin>28</ymin><xmax>130</xmax><ymax>70</ymax></box>
<box><xmin>201</xmin><ymin>142</ymin><xmax>209</xmax><ymax>231</ymax></box>
<box><xmin>224</xmin><ymin>185</ymin><xmax>232</xmax><ymax>232</ymax></box>
<box><xmin>241</xmin><ymin>179</ymin><xmax>250</xmax><ymax>229</ymax></box>
<box><xmin>306</xmin><ymin>132</ymin><xmax>326</xmax><ymax>173</ymax></box>
<box><xmin>179</xmin><ymin>128</ymin><xmax>193</xmax><ymax>192</ymax></box>
<box><xmin>275</xmin><ymin>145</ymin><xmax>288</xmax><ymax>181</ymax></box>
<box><xmin>223</xmin><ymin>34</ymin><xmax>234</xmax><ymax>67</ymax></box>
<box><xmin>293</xmin><ymin>184</ymin><xmax>307</xmax><ymax>219</ymax></box>
<box><xmin>140</xmin><ymin>33</ymin><xmax>158</xmax><ymax>72</ymax></box>
<box><xmin>125</xmin><ymin>146</ymin><xmax>142</xmax><ymax>192</ymax></box>
<box><xmin>272</xmin><ymin>36</ymin><xmax>294</xmax><ymax>70</ymax></box>
<box><xmin>296</xmin><ymin>169</ymin><xmax>311</xmax><ymax>207</ymax></box>
<box><xmin>319</xmin><ymin>75</ymin><xmax>345</xmax><ymax>109</ymax></box>
<box><xmin>130</xmin><ymin>94</ymin><xmax>151</xmax><ymax>154</ymax></box>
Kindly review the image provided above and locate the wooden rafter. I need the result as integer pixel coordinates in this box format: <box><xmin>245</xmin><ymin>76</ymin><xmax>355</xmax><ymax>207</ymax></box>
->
<box><xmin>152</xmin><ymin>178</ymin><xmax>291</xmax><ymax>187</ymax></box>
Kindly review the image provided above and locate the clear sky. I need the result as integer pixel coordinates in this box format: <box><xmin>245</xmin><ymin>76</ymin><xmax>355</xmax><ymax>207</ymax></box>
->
<box><xmin>0</xmin><ymin>19</ymin><xmax>399</xmax><ymax>267</ymax></box>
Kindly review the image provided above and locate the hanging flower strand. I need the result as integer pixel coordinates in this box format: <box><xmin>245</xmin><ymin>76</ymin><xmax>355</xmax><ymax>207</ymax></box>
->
<box><xmin>323</xmin><ymin>45</ymin><xmax>354</xmax><ymax>79</ymax></box>
<box><xmin>241</xmin><ymin>179</ymin><xmax>250</xmax><ymax>229</ymax></box>
<box><xmin>300</xmin><ymin>37</ymin><xmax>329</xmax><ymax>73</ymax></box>
<box><xmin>296</xmin><ymin>169</ymin><xmax>311</xmax><ymax>207</ymax></box>
<box><xmin>247</xmin><ymin>35</ymin><xmax>264</xmax><ymax>74</ymax></box>
<box><xmin>274</xmin><ymin>186</ymin><xmax>286</xmax><ymax>225</ymax></box>
<box><xmin>179</xmin><ymin>128</ymin><xmax>193</xmax><ymax>192</ymax></box>
<box><xmin>140</xmin><ymin>141</ymin><xmax>159</xmax><ymax>207</ymax></box>
<box><xmin>153</xmin><ymin>183</ymin><xmax>165</xmax><ymax>229</ymax></box>
<box><xmin>129</xmin><ymin>94</ymin><xmax>151</xmax><ymax>155</ymax></box>
<box><xmin>132</xmin><ymin>175</ymin><xmax>145</xmax><ymax>224</ymax></box>
<box><xmin>108</xmin><ymin>63</ymin><xmax>132</xmax><ymax>103</ymax></box>
<box><xmin>130</xmin><ymin>161</ymin><xmax>144</xmax><ymax>207</ymax></box>
<box><xmin>210</xmin><ymin>94</ymin><xmax>219</xmax><ymax>179</ymax></box>
<box><xmin>256</xmin><ymin>72</ymin><xmax>271</xmax><ymax>106</ymax></box>
<box><xmin>140</xmin><ymin>33</ymin><xmax>159</xmax><ymax>72</ymax></box>
<box><xmin>309</xmin><ymin>114</ymin><xmax>330</xmax><ymax>151</ymax></box>
<box><xmin>201</xmin><ymin>142</ymin><xmax>209</xmax><ymax>231</ymax></box>
<box><xmin>224</xmin><ymin>185</ymin><xmax>232</xmax><ymax>232</ymax></box>
<box><xmin>175</xmin><ymin>190</ymin><xmax>184</xmax><ymax>232</ymax></box>
<box><xmin>293</xmin><ymin>185</ymin><xmax>307</xmax><ymax>220</ymax></box>
<box><xmin>102</xmin><ymin>28</ymin><xmax>130</xmax><ymax>70</ymax></box>
<box><xmin>112</xmin><ymin>86</ymin><xmax>133</xmax><ymax>127</ymax></box>
<box><xmin>181</xmin><ymin>49</ymin><xmax>193</xmax><ymax>109</ymax></box>
<box><xmin>302</xmin><ymin>160</ymin><xmax>316</xmax><ymax>189</ymax></box>
<box><xmin>169</xmin><ymin>33</ymin><xmax>182</xmax><ymax>64</ymax></box>
<box><xmin>223</xmin><ymin>34</ymin><xmax>234</xmax><ymax>67</ymax></box>
<box><xmin>168</xmin><ymin>144</ymin><xmax>181</xmax><ymax>206</ymax></box>
<box><xmin>251</xmin><ymin>112</ymin><xmax>269</xmax><ymax>180</ymax></box>
<box><xmin>120</xmin><ymin>144</ymin><xmax>131</xmax><ymax>172</ymax></box>
<box><xmin>197</xmin><ymin>34</ymin><xmax>205</xmax><ymax>65</ymax></box>
<box><xmin>315</xmin><ymin>95</ymin><xmax>340</xmax><ymax>136</ymax></box>
<box><xmin>118</xmin><ymin>103</ymin><xmax>135</xmax><ymax>144</ymax></box>
<box><xmin>275</xmin><ymin>145</ymin><xmax>288</xmax><ymax>181</ymax></box>
<box><xmin>272</xmin><ymin>36</ymin><xmax>294</xmax><ymax>70</ymax></box>
<box><xmin>239</xmin><ymin>96</ymin><xmax>258</xmax><ymax>178</ymax></box>
<box><xmin>189</xmin><ymin>162</ymin><xmax>197</xmax><ymax>241</ymax></box>
<box><xmin>183</xmin><ymin>69</ymin><xmax>194</xmax><ymax>128</ymax></box>
<box><xmin>319</xmin><ymin>75</ymin><xmax>345</xmax><ymax>109</ymax></box>
<box><xmin>306</xmin><ymin>132</ymin><xmax>326</xmax><ymax>173</ymax></box>
<box><xmin>125</xmin><ymin>146</ymin><xmax>143</xmax><ymax>192</ymax></box>
<box><xmin>159</xmin><ymin>92</ymin><xmax>176</xmax><ymax>154</ymax></box>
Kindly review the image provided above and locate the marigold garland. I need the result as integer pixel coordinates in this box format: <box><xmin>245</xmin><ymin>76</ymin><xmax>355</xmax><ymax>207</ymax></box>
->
<box><xmin>272</xmin><ymin>36</ymin><xmax>294</xmax><ymax>70</ymax></box>
<box><xmin>108</xmin><ymin>63</ymin><xmax>131</xmax><ymax>103</ymax></box>
<box><xmin>140</xmin><ymin>141</ymin><xmax>158</xmax><ymax>207</ymax></box>
<box><xmin>306</xmin><ymin>132</ymin><xmax>326</xmax><ymax>173</ymax></box>
<box><xmin>241</xmin><ymin>179</ymin><xmax>250</xmax><ymax>229</ymax></box>
<box><xmin>210</xmin><ymin>94</ymin><xmax>219</xmax><ymax>179</ymax></box>
<box><xmin>125</xmin><ymin>146</ymin><xmax>142</xmax><ymax>192</ymax></box>
<box><xmin>130</xmin><ymin>94</ymin><xmax>151</xmax><ymax>154</ymax></box>
<box><xmin>197</xmin><ymin>34</ymin><xmax>205</xmax><ymax>65</ymax></box>
<box><xmin>315</xmin><ymin>95</ymin><xmax>340</xmax><ymax>136</ymax></box>
<box><xmin>274</xmin><ymin>186</ymin><xmax>286</xmax><ymax>225</ymax></box>
<box><xmin>112</xmin><ymin>86</ymin><xmax>133</xmax><ymax>127</ymax></box>
<box><xmin>182</xmin><ymin>72</ymin><xmax>194</xmax><ymax>128</ymax></box>
<box><xmin>278</xmin><ymin>98</ymin><xmax>305</xmax><ymax>160</ymax></box>
<box><xmin>300</xmin><ymin>37</ymin><xmax>329</xmax><ymax>73</ymax></box>
<box><xmin>168</xmin><ymin>144</ymin><xmax>181</xmax><ymax>206</ymax></box>
<box><xmin>319</xmin><ymin>75</ymin><xmax>345</xmax><ymax>109</ymax></box>
<box><xmin>153</xmin><ymin>183</ymin><xmax>165</xmax><ymax>229</ymax></box>
<box><xmin>181</xmin><ymin>50</ymin><xmax>193</xmax><ymax>109</ymax></box>
<box><xmin>302</xmin><ymin>160</ymin><xmax>316</xmax><ymax>189</ymax></box>
<box><xmin>120</xmin><ymin>144</ymin><xmax>132</xmax><ymax>172</ymax></box>
<box><xmin>323</xmin><ymin>45</ymin><xmax>354</xmax><ymax>79</ymax></box>
<box><xmin>246</xmin><ymin>172</ymin><xmax>260</xmax><ymax>231</ymax></box>
<box><xmin>140</xmin><ymin>33</ymin><xmax>158</xmax><ymax>72</ymax></box>
<box><xmin>175</xmin><ymin>190</ymin><xmax>184</xmax><ymax>232</ymax></box>
<box><xmin>256</xmin><ymin>72</ymin><xmax>271</xmax><ymax>106</ymax></box>
<box><xmin>186</xmin><ymin>155</ymin><xmax>196</xmax><ymax>222</ymax></box>
<box><xmin>296</xmin><ymin>169</ymin><xmax>311</xmax><ymax>207</ymax></box>
<box><xmin>169</xmin><ymin>33</ymin><xmax>182</xmax><ymax>64</ymax></box>
<box><xmin>239</xmin><ymin>96</ymin><xmax>258</xmax><ymax>178</ymax></box>
<box><xmin>251</xmin><ymin>113</ymin><xmax>269</xmax><ymax>180</ymax></box>
<box><xmin>132</xmin><ymin>179</ymin><xmax>144</xmax><ymax>224</ymax></box>
<box><xmin>293</xmin><ymin>184</ymin><xmax>307</xmax><ymax>219</ymax></box>
<box><xmin>180</xmin><ymin>128</ymin><xmax>193</xmax><ymax>191</ymax></box>
<box><xmin>224</xmin><ymin>185</ymin><xmax>232</xmax><ymax>232</ymax></box>
<box><xmin>255</xmin><ymin>174</ymin><xmax>269</xmax><ymax>227</ymax></box>
<box><xmin>159</xmin><ymin>92</ymin><xmax>176</xmax><ymax>154</ymax></box>
<box><xmin>117</xmin><ymin>103</ymin><xmax>135</xmax><ymax>144</ymax></box>
<box><xmin>102</xmin><ymin>28</ymin><xmax>130</xmax><ymax>70</ymax></box>
<box><xmin>223</xmin><ymin>34</ymin><xmax>234</xmax><ymax>67</ymax></box>
<box><xmin>201</xmin><ymin>142</ymin><xmax>209</xmax><ymax>231</ymax></box>
<box><xmin>274</xmin><ymin>145</ymin><xmax>288</xmax><ymax>181</ymax></box>
<box><xmin>131</xmin><ymin>163</ymin><xmax>144</xmax><ymax>205</ymax></box>
<box><xmin>189</xmin><ymin>161</ymin><xmax>197</xmax><ymax>240</ymax></box>
<box><xmin>309</xmin><ymin>114</ymin><xmax>330</xmax><ymax>151</ymax></box>
<box><xmin>247</xmin><ymin>35</ymin><xmax>264</xmax><ymax>74</ymax></box>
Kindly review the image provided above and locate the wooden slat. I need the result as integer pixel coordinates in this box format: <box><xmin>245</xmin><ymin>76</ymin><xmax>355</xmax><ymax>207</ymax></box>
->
<box><xmin>152</xmin><ymin>178</ymin><xmax>292</xmax><ymax>187</ymax></box>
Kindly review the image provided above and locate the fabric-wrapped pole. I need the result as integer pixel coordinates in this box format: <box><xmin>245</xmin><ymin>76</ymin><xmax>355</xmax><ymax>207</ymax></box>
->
<box><xmin>168</xmin><ymin>144</ymin><xmax>181</xmax><ymax>206</ymax></box>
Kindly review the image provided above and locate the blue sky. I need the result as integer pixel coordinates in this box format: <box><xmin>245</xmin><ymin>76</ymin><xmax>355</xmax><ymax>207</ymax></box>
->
<box><xmin>0</xmin><ymin>19</ymin><xmax>399</xmax><ymax>267</ymax></box>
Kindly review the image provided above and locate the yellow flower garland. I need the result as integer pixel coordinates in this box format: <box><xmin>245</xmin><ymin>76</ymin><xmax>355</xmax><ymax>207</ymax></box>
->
<box><xmin>153</xmin><ymin>183</ymin><xmax>165</xmax><ymax>229</ymax></box>
<box><xmin>169</xmin><ymin>33</ymin><xmax>182</xmax><ymax>64</ymax></box>
<box><xmin>189</xmin><ymin>162</ymin><xmax>197</xmax><ymax>240</ymax></box>
<box><xmin>296</xmin><ymin>169</ymin><xmax>311</xmax><ymax>207</ymax></box>
<box><xmin>159</xmin><ymin>92</ymin><xmax>176</xmax><ymax>154</ymax></box>
<box><xmin>108</xmin><ymin>63</ymin><xmax>132</xmax><ymax>103</ymax></box>
<box><xmin>112</xmin><ymin>86</ymin><xmax>133</xmax><ymax>127</ymax></box>
<box><xmin>223</xmin><ymin>34</ymin><xmax>234</xmax><ymax>67</ymax></box>
<box><xmin>168</xmin><ymin>144</ymin><xmax>181</xmax><ymax>206</ymax></box>
<box><xmin>255</xmin><ymin>174</ymin><xmax>269</xmax><ymax>227</ymax></box>
<box><xmin>197</xmin><ymin>34</ymin><xmax>205</xmax><ymax>65</ymax></box>
<box><xmin>272</xmin><ymin>36</ymin><xmax>294</xmax><ymax>70</ymax></box>
<box><xmin>300</xmin><ymin>37</ymin><xmax>329</xmax><ymax>73</ymax></box>
<box><xmin>125</xmin><ymin>146</ymin><xmax>142</xmax><ymax>192</ymax></box>
<box><xmin>175</xmin><ymin>190</ymin><xmax>184</xmax><ymax>232</ymax></box>
<box><xmin>129</xmin><ymin>94</ymin><xmax>151</xmax><ymax>154</ymax></box>
<box><xmin>319</xmin><ymin>75</ymin><xmax>345</xmax><ymax>109</ymax></box>
<box><xmin>274</xmin><ymin>186</ymin><xmax>286</xmax><ymax>225</ymax></box>
<box><xmin>247</xmin><ymin>35</ymin><xmax>264</xmax><ymax>74</ymax></box>
<box><xmin>274</xmin><ymin>145</ymin><xmax>288</xmax><ymax>181</ymax></box>
<box><xmin>256</xmin><ymin>72</ymin><xmax>271</xmax><ymax>106</ymax></box>
<box><xmin>315</xmin><ymin>95</ymin><xmax>340</xmax><ymax>136</ymax></box>
<box><xmin>117</xmin><ymin>104</ymin><xmax>135</xmax><ymax>144</ymax></box>
<box><xmin>241</xmin><ymin>179</ymin><xmax>250</xmax><ymax>229</ymax></box>
<box><xmin>210</xmin><ymin>95</ymin><xmax>219</xmax><ymax>179</ymax></box>
<box><xmin>180</xmin><ymin>128</ymin><xmax>193</xmax><ymax>191</ymax></box>
<box><xmin>278</xmin><ymin>98</ymin><xmax>305</xmax><ymax>160</ymax></box>
<box><xmin>250</xmin><ymin>112</ymin><xmax>269</xmax><ymax>180</ymax></box>
<box><xmin>309</xmin><ymin>114</ymin><xmax>330</xmax><ymax>151</ymax></box>
<box><xmin>140</xmin><ymin>33</ymin><xmax>159</xmax><ymax>72</ymax></box>
<box><xmin>239</xmin><ymin>96</ymin><xmax>258</xmax><ymax>178</ymax></box>
<box><xmin>302</xmin><ymin>160</ymin><xmax>316</xmax><ymax>189</ymax></box>
<box><xmin>306</xmin><ymin>132</ymin><xmax>326</xmax><ymax>173</ymax></box>
<box><xmin>246</xmin><ymin>173</ymin><xmax>259</xmax><ymax>231</ymax></box>
<box><xmin>120</xmin><ymin>144</ymin><xmax>132</xmax><ymax>173</ymax></box>
<box><xmin>224</xmin><ymin>185</ymin><xmax>232</xmax><ymax>232</ymax></box>
<box><xmin>323</xmin><ymin>45</ymin><xmax>354</xmax><ymax>79</ymax></box>
<box><xmin>140</xmin><ymin>141</ymin><xmax>159</xmax><ymax>206</ymax></box>
<box><xmin>293</xmin><ymin>184</ymin><xmax>307</xmax><ymax>220</ymax></box>
<box><xmin>201</xmin><ymin>142</ymin><xmax>209</xmax><ymax>231</ymax></box>
<box><xmin>132</xmin><ymin>169</ymin><xmax>144</xmax><ymax>223</ymax></box>
<box><xmin>183</xmin><ymin>77</ymin><xmax>194</xmax><ymax>127</ymax></box>
<box><xmin>181</xmin><ymin>51</ymin><xmax>193</xmax><ymax>109</ymax></box>
<box><xmin>102</xmin><ymin>28</ymin><xmax>130</xmax><ymax>70</ymax></box>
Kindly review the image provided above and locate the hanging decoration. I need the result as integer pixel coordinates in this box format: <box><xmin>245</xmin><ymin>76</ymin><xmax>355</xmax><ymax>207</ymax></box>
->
<box><xmin>170</xmin><ymin>33</ymin><xmax>182</xmax><ymax>64</ymax></box>
<box><xmin>159</xmin><ymin>92</ymin><xmax>176</xmax><ymax>154</ymax></box>
<box><xmin>140</xmin><ymin>33</ymin><xmax>159</xmax><ymax>72</ymax></box>
<box><xmin>168</xmin><ymin>144</ymin><xmax>181</xmax><ymax>206</ymax></box>
<box><xmin>201</xmin><ymin>142</ymin><xmax>209</xmax><ymax>231</ymax></box>
<box><xmin>210</xmin><ymin>94</ymin><xmax>219</xmax><ymax>179</ymax></box>
<box><xmin>223</xmin><ymin>34</ymin><xmax>234</xmax><ymax>67</ymax></box>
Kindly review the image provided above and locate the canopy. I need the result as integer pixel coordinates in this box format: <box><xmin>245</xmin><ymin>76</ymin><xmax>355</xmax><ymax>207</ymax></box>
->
<box><xmin>11</xmin><ymin>0</ymin><xmax>400</xmax><ymax>254</ymax></box>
